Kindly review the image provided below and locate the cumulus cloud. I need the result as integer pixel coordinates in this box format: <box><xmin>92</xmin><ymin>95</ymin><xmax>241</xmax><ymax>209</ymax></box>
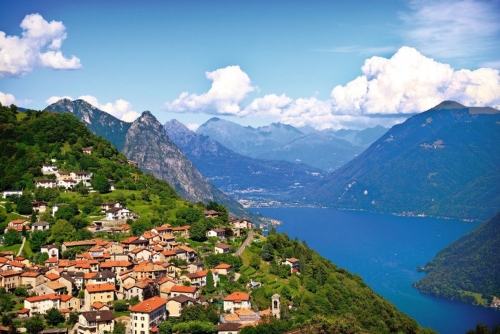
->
<box><xmin>0</xmin><ymin>13</ymin><xmax>82</xmax><ymax>77</ymax></box>
<box><xmin>163</xmin><ymin>66</ymin><xmax>255</xmax><ymax>115</ymax></box>
<box><xmin>330</xmin><ymin>46</ymin><xmax>500</xmax><ymax>113</ymax></box>
<box><xmin>45</xmin><ymin>95</ymin><xmax>140</xmax><ymax>122</ymax></box>
<box><xmin>164</xmin><ymin>47</ymin><xmax>500</xmax><ymax>129</ymax></box>
<box><xmin>0</xmin><ymin>91</ymin><xmax>16</xmax><ymax>106</ymax></box>
<box><xmin>400</xmin><ymin>0</ymin><xmax>500</xmax><ymax>59</ymax></box>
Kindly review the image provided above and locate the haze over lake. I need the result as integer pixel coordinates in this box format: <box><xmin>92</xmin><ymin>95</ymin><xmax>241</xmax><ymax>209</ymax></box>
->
<box><xmin>251</xmin><ymin>207</ymin><xmax>500</xmax><ymax>334</ymax></box>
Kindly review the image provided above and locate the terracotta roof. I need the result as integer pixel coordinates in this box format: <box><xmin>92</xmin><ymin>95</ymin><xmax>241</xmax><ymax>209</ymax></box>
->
<box><xmin>223</xmin><ymin>291</ymin><xmax>250</xmax><ymax>302</ymax></box>
<box><xmin>45</xmin><ymin>273</ymin><xmax>59</xmax><ymax>280</ymax></box>
<box><xmin>60</xmin><ymin>294</ymin><xmax>73</xmax><ymax>302</ymax></box>
<box><xmin>8</xmin><ymin>261</ymin><xmax>25</xmax><ymax>268</ymax></box>
<box><xmin>10</xmin><ymin>219</ymin><xmax>26</xmax><ymax>224</ymax></box>
<box><xmin>26</xmin><ymin>293</ymin><xmax>60</xmax><ymax>303</ymax></box>
<box><xmin>170</xmin><ymin>285</ymin><xmax>197</xmax><ymax>293</ymax></box>
<box><xmin>21</xmin><ymin>271</ymin><xmax>41</xmax><ymax>277</ymax></box>
<box><xmin>129</xmin><ymin>297</ymin><xmax>167</xmax><ymax>313</ymax></box>
<box><xmin>18</xmin><ymin>308</ymin><xmax>30</xmax><ymax>314</ymax></box>
<box><xmin>86</xmin><ymin>283</ymin><xmax>116</xmax><ymax>293</ymax></box>
<box><xmin>214</xmin><ymin>263</ymin><xmax>232</xmax><ymax>269</ymax></box>
<box><xmin>44</xmin><ymin>281</ymin><xmax>66</xmax><ymax>290</ymax></box>
<box><xmin>215</xmin><ymin>243</ymin><xmax>231</xmax><ymax>249</ymax></box>
<box><xmin>154</xmin><ymin>225</ymin><xmax>171</xmax><ymax>231</ymax></box>
<box><xmin>92</xmin><ymin>302</ymin><xmax>106</xmax><ymax>309</ymax></box>
<box><xmin>287</xmin><ymin>258</ymin><xmax>300</xmax><ymax>263</ymax></box>
<box><xmin>62</xmin><ymin>240</ymin><xmax>96</xmax><ymax>247</ymax></box>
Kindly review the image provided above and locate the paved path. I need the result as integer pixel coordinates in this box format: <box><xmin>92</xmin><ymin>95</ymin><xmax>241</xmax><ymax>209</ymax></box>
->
<box><xmin>234</xmin><ymin>229</ymin><xmax>254</xmax><ymax>256</ymax></box>
<box><xmin>16</xmin><ymin>237</ymin><xmax>26</xmax><ymax>257</ymax></box>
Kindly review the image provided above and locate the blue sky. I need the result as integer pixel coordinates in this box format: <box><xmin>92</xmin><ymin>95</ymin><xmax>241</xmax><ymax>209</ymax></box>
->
<box><xmin>1</xmin><ymin>0</ymin><xmax>499</xmax><ymax>130</ymax></box>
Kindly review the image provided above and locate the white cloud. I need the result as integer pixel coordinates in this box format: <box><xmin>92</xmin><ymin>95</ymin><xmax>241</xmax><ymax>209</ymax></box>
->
<box><xmin>0</xmin><ymin>13</ymin><xmax>81</xmax><ymax>77</ymax></box>
<box><xmin>45</xmin><ymin>95</ymin><xmax>140</xmax><ymax>122</ymax></box>
<box><xmin>330</xmin><ymin>46</ymin><xmax>500</xmax><ymax>113</ymax></box>
<box><xmin>186</xmin><ymin>123</ymin><xmax>200</xmax><ymax>131</ymax></box>
<box><xmin>163</xmin><ymin>66</ymin><xmax>255</xmax><ymax>115</ymax></box>
<box><xmin>0</xmin><ymin>91</ymin><xmax>16</xmax><ymax>106</ymax></box>
<box><xmin>46</xmin><ymin>95</ymin><xmax>73</xmax><ymax>105</ymax></box>
<box><xmin>400</xmin><ymin>0</ymin><xmax>500</xmax><ymax>59</ymax></box>
<box><xmin>78</xmin><ymin>95</ymin><xmax>140</xmax><ymax>122</ymax></box>
<box><xmin>164</xmin><ymin>47</ymin><xmax>500</xmax><ymax>130</ymax></box>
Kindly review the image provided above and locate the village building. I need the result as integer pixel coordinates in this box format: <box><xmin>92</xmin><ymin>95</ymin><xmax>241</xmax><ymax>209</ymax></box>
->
<box><xmin>207</xmin><ymin>228</ymin><xmax>226</xmax><ymax>239</ymax></box>
<box><xmin>129</xmin><ymin>296</ymin><xmax>168</xmax><ymax>334</ymax></box>
<box><xmin>170</xmin><ymin>285</ymin><xmax>199</xmax><ymax>299</ymax></box>
<box><xmin>2</xmin><ymin>190</ymin><xmax>22</xmax><ymax>198</ymax></box>
<box><xmin>35</xmin><ymin>179</ymin><xmax>57</xmax><ymax>188</ymax></box>
<box><xmin>31</xmin><ymin>201</ymin><xmax>48</xmax><ymax>213</ymax></box>
<box><xmin>84</xmin><ymin>283</ymin><xmax>116</xmax><ymax>311</ymax></box>
<box><xmin>215</xmin><ymin>243</ymin><xmax>232</xmax><ymax>254</ymax></box>
<box><xmin>0</xmin><ymin>270</ymin><xmax>21</xmax><ymax>290</ymax></box>
<box><xmin>283</xmin><ymin>258</ymin><xmax>300</xmax><ymax>273</ymax></box>
<box><xmin>31</xmin><ymin>221</ymin><xmax>50</xmax><ymax>232</ymax></box>
<box><xmin>77</xmin><ymin>310</ymin><xmax>115</xmax><ymax>334</ymax></box>
<box><xmin>223</xmin><ymin>292</ymin><xmax>252</xmax><ymax>314</ymax></box>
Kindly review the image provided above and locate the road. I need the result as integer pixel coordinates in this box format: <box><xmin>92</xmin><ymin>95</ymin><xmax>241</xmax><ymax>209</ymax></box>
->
<box><xmin>234</xmin><ymin>229</ymin><xmax>254</xmax><ymax>256</ymax></box>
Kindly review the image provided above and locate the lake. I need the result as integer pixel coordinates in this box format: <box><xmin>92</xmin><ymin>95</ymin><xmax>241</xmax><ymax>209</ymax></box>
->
<box><xmin>250</xmin><ymin>207</ymin><xmax>500</xmax><ymax>334</ymax></box>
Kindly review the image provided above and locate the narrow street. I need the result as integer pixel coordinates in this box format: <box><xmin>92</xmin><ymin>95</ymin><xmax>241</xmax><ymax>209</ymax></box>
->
<box><xmin>234</xmin><ymin>229</ymin><xmax>254</xmax><ymax>256</ymax></box>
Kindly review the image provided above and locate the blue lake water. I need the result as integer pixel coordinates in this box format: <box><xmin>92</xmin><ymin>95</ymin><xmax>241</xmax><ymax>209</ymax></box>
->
<box><xmin>250</xmin><ymin>207</ymin><xmax>500</xmax><ymax>334</ymax></box>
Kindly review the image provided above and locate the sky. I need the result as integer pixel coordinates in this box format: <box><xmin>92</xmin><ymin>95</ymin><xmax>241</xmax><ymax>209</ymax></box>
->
<box><xmin>1</xmin><ymin>0</ymin><xmax>499</xmax><ymax>130</ymax></box>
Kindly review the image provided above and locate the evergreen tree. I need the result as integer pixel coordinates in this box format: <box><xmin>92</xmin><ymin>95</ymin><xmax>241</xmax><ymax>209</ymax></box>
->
<box><xmin>45</xmin><ymin>308</ymin><xmax>65</xmax><ymax>326</ymax></box>
<box><xmin>17</xmin><ymin>195</ymin><xmax>33</xmax><ymax>215</ymax></box>
<box><xmin>204</xmin><ymin>271</ymin><xmax>215</xmax><ymax>294</ymax></box>
<box><xmin>261</xmin><ymin>242</ymin><xmax>274</xmax><ymax>261</ymax></box>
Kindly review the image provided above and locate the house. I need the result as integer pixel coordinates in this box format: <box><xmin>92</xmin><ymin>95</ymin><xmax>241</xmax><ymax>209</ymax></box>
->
<box><xmin>5</xmin><ymin>219</ymin><xmax>28</xmax><ymax>233</ymax></box>
<box><xmin>31</xmin><ymin>201</ymin><xmax>48</xmax><ymax>213</ymax></box>
<box><xmin>20</xmin><ymin>271</ymin><xmax>45</xmax><ymax>290</ymax></box>
<box><xmin>171</xmin><ymin>226</ymin><xmax>190</xmax><ymax>238</ymax></box>
<box><xmin>35</xmin><ymin>179</ymin><xmax>57</xmax><ymax>188</ymax></box>
<box><xmin>34</xmin><ymin>280</ymin><xmax>67</xmax><ymax>295</ymax></box>
<box><xmin>283</xmin><ymin>258</ymin><xmax>300</xmax><ymax>273</ymax></box>
<box><xmin>229</xmin><ymin>218</ymin><xmax>252</xmax><ymax>237</ymax></box>
<box><xmin>60</xmin><ymin>294</ymin><xmax>81</xmax><ymax>312</ymax></box>
<box><xmin>129</xmin><ymin>297</ymin><xmax>167</xmax><ymax>333</ymax></box>
<box><xmin>62</xmin><ymin>240</ymin><xmax>97</xmax><ymax>252</ymax></box>
<box><xmin>204</xmin><ymin>210</ymin><xmax>219</xmax><ymax>219</ymax></box>
<box><xmin>24</xmin><ymin>293</ymin><xmax>61</xmax><ymax>315</ymax></box>
<box><xmin>77</xmin><ymin>310</ymin><xmax>115</xmax><ymax>334</ymax></box>
<box><xmin>214</xmin><ymin>243</ymin><xmax>232</xmax><ymax>254</ymax></box>
<box><xmin>166</xmin><ymin>295</ymin><xmax>196</xmax><ymax>318</ymax></box>
<box><xmin>99</xmin><ymin>260</ymin><xmax>133</xmax><ymax>274</ymax></box>
<box><xmin>32</xmin><ymin>221</ymin><xmax>50</xmax><ymax>232</ymax></box>
<box><xmin>214</xmin><ymin>263</ymin><xmax>232</xmax><ymax>276</ymax></box>
<box><xmin>207</xmin><ymin>228</ymin><xmax>226</xmax><ymax>239</ymax></box>
<box><xmin>100</xmin><ymin>202</ymin><xmax>120</xmax><ymax>212</ymax></box>
<box><xmin>216</xmin><ymin>323</ymin><xmax>242</xmax><ymax>334</ymax></box>
<box><xmin>104</xmin><ymin>207</ymin><xmax>133</xmax><ymax>221</ymax></box>
<box><xmin>123</xmin><ymin>281</ymin><xmax>147</xmax><ymax>301</ymax></box>
<box><xmin>2</xmin><ymin>190</ymin><xmax>22</xmax><ymax>199</ymax></box>
<box><xmin>127</xmin><ymin>160</ymin><xmax>138</xmax><ymax>166</ymax></box>
<box><xmin>41</xmin><ymin>164</ymin><xmax>59</xmax><ymax>174</ymax></box>
<box><xmin>88</xmin><ymin>270</ymin><xmax>116</xmax><ymax>285</ymax></box>
<box><xmin>0</xmin><ymin>270</ymin><xmax>22</xmax><ymax>290</ymax></box>
<box><xmin>170</xmin><ymin>285</ymin><xmax>199</xmax><ymax>299</ymax></box>
<box><xmin>84</xmin><ymin>283</ymin><xmax>116</xmax><ymax>311</ymax></box>
<box><xmin>70</xmin><ymin>171</ymin><xmax>93</xmax><ymax>187</ymax></box>
<box><xmin>82</xmin><ymin>147</ymin><xmax>92</xmax><ymax>155</ymax></box>
<box><xmin>223</xmin><ymin>292</ymin><xmax>251</xmax><ymax>313</ymax></box>
<box><xmin>57</xmin><ymin>178</ymin><xmax>77</xmax><ymax>190</ymax></box>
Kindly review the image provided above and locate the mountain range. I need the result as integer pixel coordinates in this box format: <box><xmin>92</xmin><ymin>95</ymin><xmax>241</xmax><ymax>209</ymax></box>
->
<box><xmin>290</xmin><ymin>101</ymin><xmax>500</xmax><ymax>220</ymax></box>
<box><xmin>164</xmin><ymin>119</ymin><xmax>324</xmax><ymax>199</ymax></box>
<box><xmin>196</xmin><ymin>118</ymin><xmax>386</xmax><ymax>171</ymax></box>
<box><xmin>44</xmin><ymin>99</ymin><xmax>251</xmax><ymax>218</ymax></box>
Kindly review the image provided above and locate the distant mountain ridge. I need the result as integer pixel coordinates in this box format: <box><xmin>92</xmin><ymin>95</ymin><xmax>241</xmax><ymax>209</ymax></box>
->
<box><xmin>45</xmin><ymin>99</ymin><xmax>251</xmax><ymax>218</ymax></box>
<box><xmin>164</xmin><ymin>119</ymin><xmax>324</xmax><ymax>198</ymax></box>
<box><xmin>290</xmin><ymin>101</ymin><xmax>500</xmax><ymax>220</ymax></box>
<box><xmin>196</xmin><ymin>117</ymin><xmax>385</xmax><ymax>171</ymax></box>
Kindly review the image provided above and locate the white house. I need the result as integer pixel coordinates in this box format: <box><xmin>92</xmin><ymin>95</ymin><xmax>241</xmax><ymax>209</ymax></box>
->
<box><xmin>41</xmin><ymin>165</ymin><xmax>58</xmax><ymax>175</ymax></box>
<box><xmin>2</xmin><ymin>190</ymin><xmax>22</xmax><ymax>199</ymax></box>
<box><xmin>77</xmin><ymin>310</ymin><xmax>115</xmax><ymax>334</ymax></box>
<box><xmin>41</xmin><ymin>245</ymin><xmax>59</xmax><ymax>261</ymax></box>
<box><xmin>105</xmin><ymin>207</ymin><xmax>133</xmax><ymax>221</ymax></box>
<box><xmin>129</xmin><ymin>297</ymin><xmax>167</xmax><ymax>333</ymax></box>
<box><xmin>31</xmin><ymin>221</ymin><xmax>50</xmax><ymax>232</ymax></box>
<box><xmin>58</xmin><ymin>178</ymin><xmax>77</xmax><ymax>190</ymax></box>
<box><xmin>223</xmin><ymin>292</ymin><xmax>251</xmax><ymax>314</ymax></box>
<box><xmin>24</xmin><ymin>293</ymin><xmax>61</xmax><ymax>315</ymax></box>
<box><xmin>35</xmin><ymin>179</ymin><xmax>57</xmax><ymax>188</ymax></box>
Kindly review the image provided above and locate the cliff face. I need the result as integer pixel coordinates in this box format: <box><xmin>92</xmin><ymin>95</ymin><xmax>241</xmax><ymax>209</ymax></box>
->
<box><xmin>122</xmin><ymin>112</ymin><xmax>249</xmax><ymax>217</ymax></box>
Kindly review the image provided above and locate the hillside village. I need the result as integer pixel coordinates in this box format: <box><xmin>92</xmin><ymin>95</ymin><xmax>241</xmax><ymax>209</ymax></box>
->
<box><xmin>0</xmin><ymin>105</ymin><xmax>431</xmax><ymax>334</ymax></box>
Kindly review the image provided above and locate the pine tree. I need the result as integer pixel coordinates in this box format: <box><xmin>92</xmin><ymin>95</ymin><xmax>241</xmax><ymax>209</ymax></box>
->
<box><xmin>204</xmin><ymin>271</ymin><xmax>216</xmax><ymax>294</ymax></box>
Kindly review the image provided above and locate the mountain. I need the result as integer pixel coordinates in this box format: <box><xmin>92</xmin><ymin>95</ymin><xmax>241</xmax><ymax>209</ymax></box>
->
<box><xmin>44</xmin><ymin>98</ymin><xmax>131</xmax><ymax>150</ymax></box>
<box><xmin>255</xmin><ymin>130</ymin><xmax>365</xmax><ymax>172</ymax></box>
<box><xmin>164</xmin><ymin>119</ymin><xmax>324</xmax><ymax>199</ymax></box>
<box><xmin>195</xmin><ymin>117</ymin><xmax>305</xmax><ymax>156</ymax></box>
<box><xmin>290</xmin><ymin>101</ymin><xmax>500</xmax><ymax>220</ymax></box>
<box><xmin>196</xmin><ymin>117</ymin><xmax>376</xmax><ymax>171</ymax></box>
<box><xmin>45</xmin><ymin>99</ymin><xmax>251</xmax><ymax>218</ymax></box>
<box><xmin>413</xmin><ymin>211</ymin><xmax>500</xmax><ymax>305</ymax></box>
<box><xmin>330</xmin><ymin>125</ymin><xmax>389</xmax><ymax>146</ymax></box>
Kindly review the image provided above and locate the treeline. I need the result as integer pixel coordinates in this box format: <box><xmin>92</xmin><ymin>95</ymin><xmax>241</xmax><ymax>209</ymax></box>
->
<box><xmin>414</xmin><ymin>212</ymin><xmax>500</xmax><ymax>305</ymax></box>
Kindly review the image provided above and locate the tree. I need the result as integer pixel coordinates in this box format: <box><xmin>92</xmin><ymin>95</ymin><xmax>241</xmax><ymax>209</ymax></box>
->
<box><xmin>70</xmin><ymin>217</ymin><xmax>88</xmax><ymax>230</ymax></box>
<box><xmin>30</xmin><ymin>211</ymin><xmax>37</xmax><ymax>224</ymax></box>
<box><xmin>131</xmin><ymin>219</ymin><xmax>153</xmax><ymax>236</ymax></box>
<box><xmin>250</xmin><ymin>253</ymin><xmax>261</xmax><ymax>269</ymax></box>
<box><xmin>158</xmin><ymin>321</ymin><xmax>173</xmax><ymax>334</ymax></box>
<box><xmin>37</xmin><ymin>252</ymin><xmax>49</xmax><ymax>265</ymax></box>
<box><xmin>91</xmin><ymin>192</ymin><xmax>102</xmax><ymax>206</ymax></box>
<box><xmin>143</xmin><ymin>283</ymin><xmax>160</xmax><ymax>300</ymax></box>
<box><xmin>204</xmin><ymin>271</ymin><xmax>216</xmax><ymax>294</ymax></box>
<box><xmin>5</xmin><ymin>202</ymin><xmax>12</xmax><ymax>213</ymax></box>
<box><xmin>55</xmin><ymin>205</ymin><xmax>78</xmax><ymax>221</ymax></box>
<box><xmin>4</xmin><ymin>229</ymin><xmax>22</xmax><ymax>246</ymax></box>
<box><xmin>92</xmin><ymin>174</ymin><xmax>111</xmax><ymax>193</ymax></box>
<box><xmin>74</xmin><ymin>229</ymin><xmax>93</xmax><ymax>241</ymax></box>
<box><xmin>113</xmin><ymin>321</ymin><xmax>126</xmax><ymax>334</ymax></box>
<box><xmin>16</xmin><ymin>195</ymin><xmax>33</xmax><ymax>214</ymax></box>
<box><xmin>45</xmin><ymin>307</ymin><xmax>65</xmax><ymax>326</ymax></box>
<box><xmin>25</xmin><ymin>315</ymin><xmax>44</xmax><ymax>334</ymax></box>
<box><xmin>50</xmin><ymin>220</ymin><xmax>75</xmax><ymax>244</ymax></box>
<box><xmin>189</xmin><ymin>220</ymin><xmax>207</xmax><ymax>241</ymax></box>
<box><xmin>261</xmin><ymin>242</ymin><xmax>274</xmax><ymax>261</ymax></box>
<box><xmin>67</xmin><ymin>311</ymin><xmax>79</xmax><ymax>325</ymax></box>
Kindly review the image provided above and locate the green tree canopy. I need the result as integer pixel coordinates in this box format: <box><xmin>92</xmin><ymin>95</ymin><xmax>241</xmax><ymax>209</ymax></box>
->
<box><xmin>44</xmin><ymin>307</ymin><xmax>65</xmax><ymax>326</ymax></box>
<box><xmin>92</xmin><ymin>174</ymin><xmax>111</xmax><ymax>193</ymax></box>
<box><xmin>50</xmin><ymin>220</ymin><xmax>75</xmax><ymax>244</ymax></box>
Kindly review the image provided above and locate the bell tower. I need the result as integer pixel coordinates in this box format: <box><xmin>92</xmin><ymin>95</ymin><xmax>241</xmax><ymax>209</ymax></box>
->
<box><xmin>271</xmin><ymin>294</ymin><xmax>281</xmax><ymax>319</ymax></box>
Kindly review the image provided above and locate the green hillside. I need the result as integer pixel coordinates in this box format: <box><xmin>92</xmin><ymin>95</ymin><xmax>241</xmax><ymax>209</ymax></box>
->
<box><xmin>0</xmin><ymin>104</ymin><xmax>434</xmax><ymax>333</ymax></box>
<box><xmin>414</xmin><ymin>212</ymin><xmax>500</xmax><ymax>305</ymax></box>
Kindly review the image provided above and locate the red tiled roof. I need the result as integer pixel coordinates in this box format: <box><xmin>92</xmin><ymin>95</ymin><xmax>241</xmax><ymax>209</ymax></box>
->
<box><xmin>129</xmin><ymin>297</ymin><xmax>167</xmax><ymax>313</ymax></box>
<box><xmin>86</xmin><ymin>283</ymin><xmax>116</xmax><ymax>293</ymax></box>
<box><xmin>214</xmin><ymin>263</ymin><xmax>231</xmax><ymax>269</ymax></box>
<box><xmin>170</xmin><ymin>285</ymin><xmax>197</xmax><ymax>293</ymax></box>
<box><xmin>26</xmin><ymin>293</ymin><xmax>60</xmax><ymax>303</ymax></box>
<box><xmin>223</xmin><ymin>291</ymin><xmax>250</xmax><ymax>302</ymax></box>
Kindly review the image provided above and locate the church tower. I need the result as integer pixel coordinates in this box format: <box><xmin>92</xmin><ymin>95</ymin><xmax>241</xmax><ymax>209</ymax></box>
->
<box><xmin>271</xmin><ymin>294</ymin><xmax>281</xmax><ymax>319</ymax></box>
